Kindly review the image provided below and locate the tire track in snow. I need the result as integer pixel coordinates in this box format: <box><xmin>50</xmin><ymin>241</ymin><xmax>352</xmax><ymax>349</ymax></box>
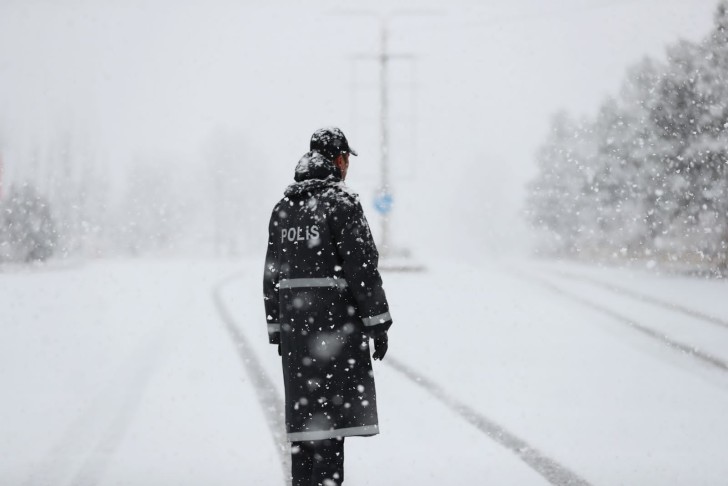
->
<box><xmin>547</xmin><ymin>269</ymin><xmax>728</xmax><ymax>332</ymax></box>
<box><xmin>385</xmin><ymin>357</ymin><xmax>592</xmax><ymax>486</ymax></box>
<box><xmin>215</xmin><ymin>273</ymin><xmax>590</xmax><ymax>485</ymax></box>
<box><xmin>514</xmin><ymin>270</ymin><xmax>728</xmax><ymax>373</ymax></box>
<box><xmin>213</xmin><ymin>274</ymin><xmax>291</xmax><ymax>486</ymax></box>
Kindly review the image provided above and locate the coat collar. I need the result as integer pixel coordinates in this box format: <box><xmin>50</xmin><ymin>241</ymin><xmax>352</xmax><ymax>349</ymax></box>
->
<box><xmin>285</xmin><ymin>151</ymin><xmax>343</xmax><ymax>198</ymax></box>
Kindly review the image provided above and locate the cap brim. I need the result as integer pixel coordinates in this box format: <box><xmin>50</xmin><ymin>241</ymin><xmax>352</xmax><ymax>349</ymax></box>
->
<box><xmin>348</xmin><ymin>147</ymin><xmax>358</xmax><ymax>156</ymax></box>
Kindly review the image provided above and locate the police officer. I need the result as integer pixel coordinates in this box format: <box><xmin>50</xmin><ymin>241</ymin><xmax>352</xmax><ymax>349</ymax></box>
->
<box><xmin>263</xmin><ymin>127</ymin><xmax>392</xmax><ymax>486</ymax></box>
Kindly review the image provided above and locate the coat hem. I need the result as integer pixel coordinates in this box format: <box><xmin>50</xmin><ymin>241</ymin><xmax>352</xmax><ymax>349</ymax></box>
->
<box><xmin>287</xmin><ymin>424</ymin><xmax>379</xmax><ymax>442</ymax></box>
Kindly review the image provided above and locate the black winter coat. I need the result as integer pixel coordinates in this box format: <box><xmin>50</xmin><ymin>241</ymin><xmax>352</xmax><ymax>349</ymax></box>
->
<box><xmin>263</xmin><ymin>151</ymin><xmax>393</xmax><ymax>442</ymax></box>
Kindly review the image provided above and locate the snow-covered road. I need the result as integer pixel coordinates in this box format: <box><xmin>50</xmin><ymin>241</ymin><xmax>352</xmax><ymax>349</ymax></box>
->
<box><xmin>2</xmin><ymin>258</ymin><xmax>728</xmax><ymax>485</ymax></box>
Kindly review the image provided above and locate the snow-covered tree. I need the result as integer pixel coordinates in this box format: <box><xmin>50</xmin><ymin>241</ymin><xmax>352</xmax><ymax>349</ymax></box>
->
<box><xmin>527</xmin><ymin>0</ymin><xmax>728</xmax><ymax>274</ymax></box>
<box><xmin>693</xmin><ymin>0</ymin><xmax>728</xmax><ymax>270</ymax></box>
<box><xmin>526</xmin><ymin>112</ymin><xmax>595</xmax><ymax>256</ymax></box>
<box><xmin>0</xmin><ymin>183</ymin><xmax>58</xmax><ymax>263</ymax></box>
<box><xmin>618</xmin><ymin>58</ymin><xmax>667</xmax><ymax>254</ymax></box>
<box><xmin>588</xmin><ymin>97</ymin><xmax>645</xmax><ymax>256</ymax></box>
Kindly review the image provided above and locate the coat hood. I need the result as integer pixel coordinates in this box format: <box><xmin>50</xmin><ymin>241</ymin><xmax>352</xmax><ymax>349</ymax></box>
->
<box><xmin>285</xmin><ymin>151</ymin><xmax>342</xmax><ymax>198</ymax></box>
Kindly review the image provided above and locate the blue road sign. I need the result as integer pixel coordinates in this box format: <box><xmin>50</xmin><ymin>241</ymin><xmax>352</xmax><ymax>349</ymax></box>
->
<box><xmin>374</xmin><ymin>192</ymin><xmax>393</xmax><ymax>215</ymax></box>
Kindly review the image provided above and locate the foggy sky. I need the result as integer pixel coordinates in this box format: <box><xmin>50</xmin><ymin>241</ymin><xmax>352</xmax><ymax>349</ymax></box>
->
<box><xmin>0</xmin><ymin>0</ymin><xmax>719</xmax><ymax>258</ymax></box>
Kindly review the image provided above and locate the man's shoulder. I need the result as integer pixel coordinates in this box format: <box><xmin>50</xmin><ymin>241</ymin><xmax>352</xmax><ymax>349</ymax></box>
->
<box><xmin>271</xmin><ymin>197</ymin><xmax>290</xmax><ymax>213</ymax></box>
<box><xmin>280</xmin><ymin>180</ymin><xmax>361</xmax><ymax>209</ymax></box>
<box><xmin>321</xmin><ymin>182</ymin><xmax>361</xmax><ymax>208</ymax></box>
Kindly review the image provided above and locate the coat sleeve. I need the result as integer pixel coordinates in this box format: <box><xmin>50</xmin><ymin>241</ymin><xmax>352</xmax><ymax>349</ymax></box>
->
<box><xmin>263</xmin><ymin>211</ymin><xmax>281</xmax><ymax>345</ymax></box>
<box><xmin>329</xmin><ymin>196</ymin><xmax>392</xmax><ymax>334</ymax></box>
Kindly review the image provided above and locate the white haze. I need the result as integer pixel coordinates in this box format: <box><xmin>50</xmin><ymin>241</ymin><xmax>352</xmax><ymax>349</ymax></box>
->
<box><xmin>0</xmin><ymin>0</ymin><xmax>718</xmax><ymax>261</ymax></box>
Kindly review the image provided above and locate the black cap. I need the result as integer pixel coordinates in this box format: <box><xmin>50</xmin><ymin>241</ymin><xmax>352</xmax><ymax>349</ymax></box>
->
<box><xmin>310</xmin><ymin>127</ymin><xmax>358</xmax><ymax>160</ymax></box>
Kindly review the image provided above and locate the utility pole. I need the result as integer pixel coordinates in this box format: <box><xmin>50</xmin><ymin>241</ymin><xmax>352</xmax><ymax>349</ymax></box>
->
<box><xmin>376</xmin><ymin>17</ymin><xmax>394</xmax><ymax>255</ymax></box>
<box><xmin>343</xmin><ymin>11</ymin><xmax>434</xmax><ymax>258</ymax></box>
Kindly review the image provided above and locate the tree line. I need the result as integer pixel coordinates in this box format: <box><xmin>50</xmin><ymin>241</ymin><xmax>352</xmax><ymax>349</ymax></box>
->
<box><xmin>527</xmin><ymin>1</ymin><xmax>728</xmax><ymax>274</ymax></box>
<box><xmin>0</xmin><ymin>128</ymin><xmax>272</xmax><ymax>265</ymax></box>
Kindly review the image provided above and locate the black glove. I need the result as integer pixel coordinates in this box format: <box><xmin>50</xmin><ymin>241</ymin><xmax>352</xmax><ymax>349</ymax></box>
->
<box><xmin>277</xmin><ymin>343</ymin><xmax>281</xmax><ymax>356</ymax></box>
<box><xmin>371</xmin><ymin>330</ymin><xmax>388</xmax><ymax>361</ymax></box>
